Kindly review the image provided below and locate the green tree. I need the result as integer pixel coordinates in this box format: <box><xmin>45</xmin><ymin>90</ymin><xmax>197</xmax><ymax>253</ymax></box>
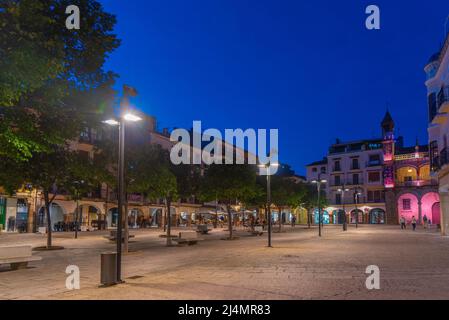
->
<box><xmin>0</xmin><ymin>0</ymin><xmax>120</xmax><ymax>160</ymax></box>
<box><xmin>302</xmin><ymin>184</ymin><xmax>328</xmax><ymax>227</ymax></box>
<box><xmin>126</xmin><ymin>144</ymin><xmax>178</xmax><ymax>246</ymax></box>
<box><xmin>270</xmin><ymin>177</ymin><xmax>307</xmax><ymax>231</ymax></box>
<box><xmin>0</xmin><ymin>146</ymin><xmax>105</xmax><ymax>248</ymax></box>
<box><xmin>200</xmin><ymin>164</ymin><xmax>257</xmax><ymax>240</ymax></box>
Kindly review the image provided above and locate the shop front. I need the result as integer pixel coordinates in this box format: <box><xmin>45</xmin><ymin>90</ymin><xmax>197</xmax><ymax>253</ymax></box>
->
<box><xmin>0</xmin><ymin>197</ymin><xmax>6</xmax><ymax>231</ymax></box>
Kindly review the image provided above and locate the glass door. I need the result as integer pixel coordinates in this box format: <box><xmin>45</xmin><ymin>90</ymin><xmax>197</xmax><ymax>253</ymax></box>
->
<box><xmin>0</xmin><ymin>198</ymin><xmax>6</xmax><ymax>230</ymax></box>
<box><xmin>16</xmin><ymin>199</ymin><xmax>28</xmax><ymax>233</ymax></box>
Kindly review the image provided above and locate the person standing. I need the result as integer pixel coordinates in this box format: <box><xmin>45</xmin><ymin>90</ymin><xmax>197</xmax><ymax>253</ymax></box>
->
<box><xmin>400</xmin><ymin>216</ymin><xmax>406</xmax><ymax>230</ymax></box>
<box><xmin>412</xmin><ymin>216</ymin><xmax>417</xmax><ymax>231</ymax></box>
<box><xmin>291</xmin><ymin>215</ymin><xmax>296</xmax><ymax>227</ymax></box>
<box><xmin>423</xmin><ymin>215</ymin><xmax>428</xmax><ymax>229</ymax></box>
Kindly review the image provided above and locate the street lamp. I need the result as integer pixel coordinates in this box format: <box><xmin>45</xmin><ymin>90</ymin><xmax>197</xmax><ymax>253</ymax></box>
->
<box><xmin>258</xmin><ymin>162</ymin><xmax>280</xmax><ymax>248</ymax></box>
<box><xmin>352</xmin><ymin>188</ymin><xmax>362</xmax><ymax>229</ymax></box>
<box><xmin>104</xmin><ymin>111</ymin><xmax>142</xmax><ymax>284</ymax></box>
<box><xmin>337</xmin><ymin>185</ymin><xmax>349</xmax><ymax>231</ymax></box>
<box><xmin>311</xmin><ymin>174</ymin><xmax>327</xmax><ymax>237</ymax></box>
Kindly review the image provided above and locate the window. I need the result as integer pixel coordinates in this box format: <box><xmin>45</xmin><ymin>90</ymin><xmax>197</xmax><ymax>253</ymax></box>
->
<box><xmin>80</xmin><ymin>127</ymin><xmax>90</xmax><ymax>142</ymax></box>
<box><xmin>368</xmin><ymin>190</ymin><xmax>383</xmax><ymax>203</ymax></box>
<box><xmin>334</xmin><ymin>176</ymin><xmax>341</xmax><ymax>186</ymax></box>
<box><xmin>334</xmin><ymin>161</ymin><xmax>341</xmax><ymax>172</ymax></box>
<box><xmin>403</xmin><ymin>199</ymin><xmax>411</xmax><ymax>210</ymax></box>
<box><xmin>312</xmin><ymin>167</ymin><xmax>317</xmax><ymax>173</ymax></box>
<box><xmin>320</xmin><ymin>167</ymin><xmax>326</xmax><ymax>174</ymax></box>
<box><xmin>430</xmin><ymin>140</ymin><xmax>439</xmax><ymax>171</ymax></box>
<box><xmin>368</xmin><ymin>154</ymin><xmax>381</xmax><ymax>166</ymax></box>
<box><xmin>335</xmin><ymin>193</ymin><xmax>342</xmax><ymax>205</ymax></box>
<box><xmin>352</xmin><ymin>158</ymin><xmax>359</xmax><ymax>170</ymax></box>
<box><xmin>368</xmin><ymin>172</ymin><xmax>381</xmax><ymax>183</ymax></box>
<box><xmin>353</xmin><ymin>174</ymin><xmax>359</xmax><ymax>185</ymax></box>
<box><xmin>428</xmin><ymin>92</ymin><xmax>437</xmax><ymax>123</ymax></box>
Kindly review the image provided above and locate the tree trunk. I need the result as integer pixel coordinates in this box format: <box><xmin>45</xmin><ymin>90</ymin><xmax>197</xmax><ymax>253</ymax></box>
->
<box><xmin>74</xmin><ymin>199</ymin><xmax>79</xmax><ymax>239</ymax></box>
<box><xmin>227</xmin><ymin>203</ymin><xmax>233</xmax><ymax>239</ymax></box>
<box><xmin>166</xmin><ymin>198</ymin><xmax>172</xmax><ymax>246</ymax></box>
<box><xmin>163</xmin><ymin>207</ymin><xmax>167</xmax><ymax>232</ymax></box>
<box><xmin>307</xmin><ymin>209</ymin><xmax>311</xmax><ymax>228</ymax></box>
<box><xmin>44</xmin><ymin>191</ymin><xmax>52</xmax><ymax>249</ymax></box>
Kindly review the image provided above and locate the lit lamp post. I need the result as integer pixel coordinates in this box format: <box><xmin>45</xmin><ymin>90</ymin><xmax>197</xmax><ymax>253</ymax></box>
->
<box><xmin>258</xmin><ymin>163</ymin><xmax>279</xmax><ymax>248</ymax></box>
<box><xmin>104</xmin><ymin>112</ymin><xmax>142</xmax><ymax>284</ymax></box>
<box><xmin>337</xmin><ymin>185</ymin><xmax>349</xmax><ymax>231</ymax></box>
<box><xmin>311</xmin><ymin>174</ymin><xmax>327</xmax><ymax>237</ymax></box>
<box><xmin>352</xmin><ymin>188</ymin><xmax>362</xmax><ymax>229</ymax></box>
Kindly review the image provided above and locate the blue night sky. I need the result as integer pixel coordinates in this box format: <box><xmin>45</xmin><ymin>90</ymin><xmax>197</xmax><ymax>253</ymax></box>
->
<box><xmin>99</xmin><ymin>0</ymin><xmax>449</xmax><ymax>175</ymax></box>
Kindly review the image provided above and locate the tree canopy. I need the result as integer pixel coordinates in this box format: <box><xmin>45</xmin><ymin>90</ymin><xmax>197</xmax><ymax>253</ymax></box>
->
<box><xmin>0</xmin><ymin>0</ymin><xmax>120</xmax><ymax>160</ymax></box>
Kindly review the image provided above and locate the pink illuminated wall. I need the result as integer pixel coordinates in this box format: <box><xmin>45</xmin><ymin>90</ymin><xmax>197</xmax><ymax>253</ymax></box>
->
<box><xmin>397</xmin><ymin>193</ymin><xmax>419</xmax><ymax>224</ymax></box>
<box><xmin>421</xmin><ymin>192</ymin><xmax>440</xmax><ymax>224</ymax></box>
<box><xmin>432</xmin><ymin>203</ymin><xmax>441</xmax><ymax>225</ymax></box>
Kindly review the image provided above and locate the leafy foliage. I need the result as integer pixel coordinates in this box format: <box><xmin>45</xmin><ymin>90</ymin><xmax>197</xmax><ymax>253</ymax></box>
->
<box><xmin>0</xmin><ymin>0</ymin><xmax>120</xmax><ymax>160</ymax></box>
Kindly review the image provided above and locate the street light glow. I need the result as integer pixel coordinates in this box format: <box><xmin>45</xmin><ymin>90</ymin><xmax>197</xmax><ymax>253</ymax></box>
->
<box><xmin>124</xmin><ymin>113</ymin><xmax>142</xmax><ymax>122</ymax></box>
<box><xmin>258</xmin><ymin>163</ymin><xmax>280</xmax><ymax>168</ymax></box>
<box><xmin>103</xmin><ymin>119</ymin><xmax>120</xmax><ymax>126</ymax></box>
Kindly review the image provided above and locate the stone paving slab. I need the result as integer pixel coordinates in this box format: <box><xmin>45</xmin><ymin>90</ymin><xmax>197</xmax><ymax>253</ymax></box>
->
<box><xmin>1</xmin><ymin>225</ymin><xmax>449</xmax><ymax>300</ymax></box>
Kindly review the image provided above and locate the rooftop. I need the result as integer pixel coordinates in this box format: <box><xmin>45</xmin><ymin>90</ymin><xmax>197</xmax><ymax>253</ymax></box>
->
<box><xmin>306</xmin><ymin>157</ymin><xmax>328</xmax><ymax>167</ymax></box>
<box><xmin>396</xmin><ymin>145</ymin><xmax>429</xmax><ymax>155</ymax></box>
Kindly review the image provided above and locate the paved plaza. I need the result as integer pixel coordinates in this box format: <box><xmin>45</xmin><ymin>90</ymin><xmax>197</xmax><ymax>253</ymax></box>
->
<box><xmin>1</xmin><ymin>225</ymin><xmax>449</xmax><ymax>300</ymax></box>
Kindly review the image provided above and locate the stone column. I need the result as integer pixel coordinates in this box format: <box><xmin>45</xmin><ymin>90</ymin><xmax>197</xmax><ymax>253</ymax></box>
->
<box><xmin>439</xmin><ymin>192</ymin><xmax>449</xmax><ymax>236</ymax></box>
<box><xmin>384</xmin><ymin>189</ymin><xmax>397</xmax><ymax>225</ymax></box>
<box><xmin>418</xmin><ymin>199</ymin><xmax>422</xmax><ymax>224</ymax></box>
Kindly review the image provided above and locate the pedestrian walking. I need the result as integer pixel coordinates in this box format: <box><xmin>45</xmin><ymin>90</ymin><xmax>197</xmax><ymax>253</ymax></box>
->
<box><xmin>412</xmin><ymin>216</ymin><xmax>417</xmax><ymax>231</ymax></box>
<box><xmin>291</xmin><ymin>215</ymin><xmax>296</xmax><ymax>227</ymax></box>
<box><xmin>400</xmin><ymin>216</ymin><xmax>406</xmax><ymax>230</ymax></box>
<box><xmin>423</xmin><ymin>214</ymin><xmax>428</xmax><ymax>229</ymax></box>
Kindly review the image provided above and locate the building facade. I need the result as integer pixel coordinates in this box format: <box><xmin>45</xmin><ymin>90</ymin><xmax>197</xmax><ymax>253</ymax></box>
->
<box><xmin>426</xmin><ymin>31</ymin><xmax>449</xmax><ymax>235</ymax></box>
<box><xmin>0</xmin><ymin>114</ymin><xmax>209</xmax><ymax>233</ymax></box>
<box><xmin>307</xmin><ymin>113</ymin><xmax>439</xmax><ymax>226</ymax></box>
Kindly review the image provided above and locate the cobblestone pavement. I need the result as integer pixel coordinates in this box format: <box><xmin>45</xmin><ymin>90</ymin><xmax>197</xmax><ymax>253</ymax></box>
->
<box><xmin>1</xmin><ymin>225</ymin><xmax>449</xmax><ymax>300</ymax></box>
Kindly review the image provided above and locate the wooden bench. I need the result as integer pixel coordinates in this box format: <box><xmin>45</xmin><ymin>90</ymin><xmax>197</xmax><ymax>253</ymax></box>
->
<box><xmin>104</xmin><ymin>230</ymin><xmax>135</xmax><ymax>242</ymax></box>
<box><xmin>249</xmin><ymin>226</ymin><xmax>264</xmax><ymax>236</ymax></box>
<box><xmin>0</xmin><ymin>246</ymin><xmax>42</xmax><ymax>270</ymax></box>
<box><xmin>196</xmin><ymin>224</ymin><xmax>212</xmax><ymax>235</ymax></box>
<box><xmin>174</xmin><ymin>232</ymin><xmax>203</xmax><ymax>246</ymax></box>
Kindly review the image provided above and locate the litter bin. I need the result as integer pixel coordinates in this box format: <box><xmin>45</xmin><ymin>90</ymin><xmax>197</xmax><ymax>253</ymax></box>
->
<box><xmin>101</xmin><ymin>252</ymin><xmax>117</xmax><ymax>286</ymax></box>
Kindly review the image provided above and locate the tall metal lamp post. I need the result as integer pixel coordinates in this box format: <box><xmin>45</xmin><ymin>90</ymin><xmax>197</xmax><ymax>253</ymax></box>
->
<box><xmin>337</xmin><ymin>185</ymin><xmax>349</xmax><ymax>231</ymax></box>
<box><xmin>312</xmin><ymin>174</ymin><xmax>327</xmax><ymax>237</ymax></box>
<box><xmin>258</xmin><ymin>163</ymin><xmax>279</xmax><ymax>247</ymax></box>
<box><xmin>104</xmin><ymin>112</ymin><xmax>141</xmax><ymax>284</ymax></box>
<box><xmin>351</xmin><ymin>187</ymin><xmax>362</xmax><ymax>229</ymax></box>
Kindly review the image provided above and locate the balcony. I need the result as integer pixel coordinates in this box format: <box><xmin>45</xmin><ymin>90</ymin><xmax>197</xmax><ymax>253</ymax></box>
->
<box><xmin>395</xmin><ymin>179</ymin><xmax>438</xmax><ymax>187</ymax></box>
<box><xmin>332</xmin><ymin>167</ymin><xmax>342</xmax><ymax>173</ymax></box>
<box><xmin>438</xmin><ymin>86</ymin><xmax>449</xmax><ymax>113</ymax></box>
<box><xmin>366</xmin><ymin>160</ymin><xmax>382</xmax><ymax>167</ymax></box>
<box><xmin>330</xmin><ymin>179</ymin><xmax>364</xmax><ymax>187</ymax></box>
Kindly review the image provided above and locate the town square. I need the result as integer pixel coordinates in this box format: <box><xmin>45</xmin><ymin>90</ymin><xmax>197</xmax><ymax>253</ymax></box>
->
<box><xmin>1</xmin><ymin>0</ymin><xmax>449</xmax><ymax>308</ymax></box>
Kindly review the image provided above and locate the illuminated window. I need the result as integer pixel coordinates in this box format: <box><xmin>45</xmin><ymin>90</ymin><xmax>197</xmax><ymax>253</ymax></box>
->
<box><xmin>368</xmin><ymin>172</ymin><xmax>381</xmax><ymax>183</ymax></box>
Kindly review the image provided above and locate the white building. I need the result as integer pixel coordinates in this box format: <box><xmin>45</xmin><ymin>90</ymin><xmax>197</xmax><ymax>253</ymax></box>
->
<box><xmin>426</xmin><ymin>31</ymin><xmax>449</xmax><ymax>235</ymax></box>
